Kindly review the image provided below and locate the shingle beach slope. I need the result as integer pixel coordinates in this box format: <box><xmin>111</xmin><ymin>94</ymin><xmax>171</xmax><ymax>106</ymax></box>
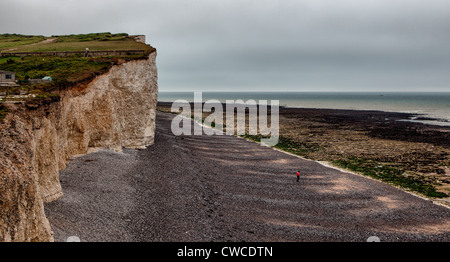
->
<box><xmin>45</xmin><ymin>111</ymin><xmax>450</xmax><ymax>242</ymax></box>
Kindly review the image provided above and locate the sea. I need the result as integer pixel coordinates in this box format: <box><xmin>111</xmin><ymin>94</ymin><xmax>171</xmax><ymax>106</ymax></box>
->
<box><xmin>158</xmin><ymin>92</ymin><xmax>450</xmax><ymax>127</ymax></box>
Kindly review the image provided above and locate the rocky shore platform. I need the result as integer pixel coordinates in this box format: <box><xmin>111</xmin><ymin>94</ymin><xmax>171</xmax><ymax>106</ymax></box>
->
<box><xmin>157</xmin><ymin>102</ymin><xmax>450</xmax><ymax>199</ymax></box>
<box><xmin>277</xmin><ymin>107</ymin><xmax>450</xmax><ymax>198</ymax></box>
<box><xmin>44</xmin><ymin>111</ymin><xmax>450</xmax><ymax>242</ymax></box>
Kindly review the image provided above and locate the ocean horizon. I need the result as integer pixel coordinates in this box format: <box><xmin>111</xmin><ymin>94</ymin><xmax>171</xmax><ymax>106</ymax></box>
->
<box><xmin>158</xmin><ymin>91</ymin><xmax>450</xmax><ymax>127</ymax></box>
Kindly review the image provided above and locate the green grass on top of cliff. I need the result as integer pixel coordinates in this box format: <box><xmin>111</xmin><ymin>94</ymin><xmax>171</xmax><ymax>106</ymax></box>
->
<box><xmin>0</xmin><ymin>33</ymin><xmax>154</xmax><ymax>101</ymax></box>
<box><xmin>0</xmin><ymin>55</ymin><xmax>113</xmax><ymax>84</ymax></box>
<box><xmin>0</xmin><ymin>54</ymin><xmax>150</xmax><ymax>99</ymax></box>
<box><xmin>0</xmin><ymin>34</ymin><xmax>46</xmax><ymax>51</ymax></box>
<box><xmin>0</xmin><ymin>32</ymin><xmax>153</xmax><ymax>53</ymax></box>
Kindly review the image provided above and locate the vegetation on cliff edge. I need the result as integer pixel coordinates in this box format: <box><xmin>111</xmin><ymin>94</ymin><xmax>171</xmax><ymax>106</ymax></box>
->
<box><xmin>0</xmin><ymin>32</ymin><xmax>152</xmax><ymax>53</ymax></box>
<box><xmin>0</xmin><ymin>33</ymin><xmax>154</xmax><ymax>103</ymax></box>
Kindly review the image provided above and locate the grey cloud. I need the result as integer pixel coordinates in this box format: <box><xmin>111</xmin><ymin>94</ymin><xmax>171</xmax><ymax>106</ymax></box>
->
<box><xmin>1</xmin><ymin>0</ymin><xmax>449</xmax><ymax>91</ymax></box>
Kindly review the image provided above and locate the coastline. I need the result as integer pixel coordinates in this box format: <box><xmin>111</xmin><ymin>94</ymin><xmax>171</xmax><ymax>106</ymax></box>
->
<box><xmin>157</xmin><ymin>91</ymin><xmax>450</xmax><ymax>127</ymax></box>
<box><xmin>45</xmin><ymin>111</ymin><xmax>450</xmax><ymax>241</ymax></box>
<box><xmin>157</xmin><ymin>101</ymin><xmax>450</xmax><ymax>203</ymax></box>
<box><xmin>241</xmin><ymin>135</ymin><xmax>450</xmax><ymax>209</ymax></box>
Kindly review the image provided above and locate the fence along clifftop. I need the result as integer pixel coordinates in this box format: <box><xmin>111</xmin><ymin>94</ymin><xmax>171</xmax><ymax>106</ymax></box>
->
<box><xmin>0</xmin><ymin>49</ymin><xmax>149</xmax><ymax>58</ymax></box>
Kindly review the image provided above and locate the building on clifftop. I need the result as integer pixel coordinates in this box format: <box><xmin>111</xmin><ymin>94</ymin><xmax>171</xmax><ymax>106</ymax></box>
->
<box><xmin>0</xmin><ymin>70</ymin><xmax>18</xmax><ymax>87</ymax></box>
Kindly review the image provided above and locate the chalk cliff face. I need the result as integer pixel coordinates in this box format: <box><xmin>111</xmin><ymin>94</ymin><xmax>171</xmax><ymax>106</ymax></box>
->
<box><xmin>0</xmin><ymin>52</ymin><xmax>158</xmax><ymax>241</ymax></box>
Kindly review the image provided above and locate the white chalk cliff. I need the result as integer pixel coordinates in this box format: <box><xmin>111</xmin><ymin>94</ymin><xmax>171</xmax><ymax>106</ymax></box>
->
<box><xmin>0</xmin><ymin>52</ymin><xmax>158</xmax><ymax>241</ymax></box>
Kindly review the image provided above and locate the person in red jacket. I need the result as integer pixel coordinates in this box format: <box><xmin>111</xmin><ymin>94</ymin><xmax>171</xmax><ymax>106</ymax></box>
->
<box><xmin>296</xmin><ymin>170</ymin><xmax>300</xmax><ymax>182</ymax></box>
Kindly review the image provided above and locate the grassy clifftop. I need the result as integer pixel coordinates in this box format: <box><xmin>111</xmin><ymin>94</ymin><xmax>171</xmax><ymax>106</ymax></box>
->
<box><xmin>0</xmin><ymin>33</ymin><xmax>155</xmax><ymax>104</ymax></box>
<box><xmin>0</xmin><ymin>32</ymin><xmax>152</xmax><ymax>53</ymax></box>
<box><xmin>0</xmin><ymin>34</ymin><xmax>46</xmax><ymax>51</ymax></box>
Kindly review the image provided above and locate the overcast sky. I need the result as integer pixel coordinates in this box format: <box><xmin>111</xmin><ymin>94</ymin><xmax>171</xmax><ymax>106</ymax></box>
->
<box><xmin>1</xmin><ymin>0</ymin><xmax>449</xmax><ymax>92</ymax></box>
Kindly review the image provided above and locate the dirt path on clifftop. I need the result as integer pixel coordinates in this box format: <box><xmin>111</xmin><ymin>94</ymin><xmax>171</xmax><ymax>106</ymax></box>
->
<box><xmin>44</xmin><ymin>111</ymin><xmax>450</xmax><ymax>242</ymax></box>
<box><xmin>2</xmin><ymin>38</ymin><xmax>57</xmax><ymax>52</ymax></box>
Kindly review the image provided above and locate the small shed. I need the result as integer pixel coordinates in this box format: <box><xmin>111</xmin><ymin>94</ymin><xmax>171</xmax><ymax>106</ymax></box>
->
<box><xmin>0</xmin><ymin>70</ymin><xmax>15</xmax><ymax>83</ymax></box>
